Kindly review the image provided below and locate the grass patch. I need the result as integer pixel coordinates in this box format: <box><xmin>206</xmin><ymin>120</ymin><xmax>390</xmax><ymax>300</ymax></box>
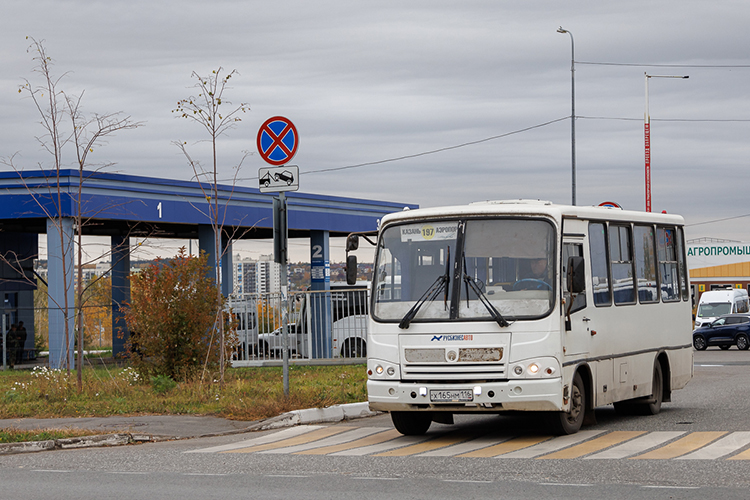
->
<box><xmin>0</xmin><ymin>364</ymin><xmax>367</xmax><ymax>422</ymax></box>
<box><xmin>0</xmin><ymin>427</ymin><xmax>102</xmax><ymax>444</ymax></box>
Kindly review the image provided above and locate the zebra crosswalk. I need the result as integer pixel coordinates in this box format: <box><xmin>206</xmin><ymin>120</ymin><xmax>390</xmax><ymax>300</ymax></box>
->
<box><xmin>187</xmin><ymin>425</ymin><xmax>750</xmax><ymax>460</ymax></box>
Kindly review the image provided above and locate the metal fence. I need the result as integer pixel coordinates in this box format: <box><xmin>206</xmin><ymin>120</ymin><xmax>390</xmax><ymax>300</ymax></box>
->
<box><xmin>229</xmin><ymin>287</ymin><xmax>369</xmax><ymax>366</ymax></box>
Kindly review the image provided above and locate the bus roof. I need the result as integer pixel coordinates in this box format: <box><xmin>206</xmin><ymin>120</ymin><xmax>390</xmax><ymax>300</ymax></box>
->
<box><xmin>380</xmin><ymin>200</ymin><xmax>685</xmax><ymax>227</ymax></box>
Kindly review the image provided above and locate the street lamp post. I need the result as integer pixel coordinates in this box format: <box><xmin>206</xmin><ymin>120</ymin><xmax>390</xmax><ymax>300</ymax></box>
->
<box><xmin>644</xmin><ymin>73</ymin><xmax>688</xmax><ymax>212</ymax></box>
<box><xmin>557</xmin><ymin>26</ymin><xmax>576</xmax><ymax>206</ymax></box>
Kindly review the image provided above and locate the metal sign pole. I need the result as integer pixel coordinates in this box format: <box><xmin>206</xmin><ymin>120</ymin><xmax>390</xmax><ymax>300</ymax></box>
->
<box><xmin>278</xmin><ymin>192</ymin><xmax>290</xmax><ymax>397</ymax></box>
<box><xmin>258</xmin><ymin>116</ymin><xmax>299</xmax><ymax>398</ymax></box>
<box><xmin>2</xmin><ymin>311</ymin><xmax>6</xmax><ymax>371</ymax></box>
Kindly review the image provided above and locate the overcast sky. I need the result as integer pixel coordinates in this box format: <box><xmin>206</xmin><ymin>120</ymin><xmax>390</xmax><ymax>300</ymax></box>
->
<box><xmin>2</xmin><ymin>1</ymin><xmax>750</xmax><ymax>261</ymax></box>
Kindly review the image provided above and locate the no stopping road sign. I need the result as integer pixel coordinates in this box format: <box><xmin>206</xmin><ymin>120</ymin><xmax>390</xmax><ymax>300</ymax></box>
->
<box><xmin>257</xmin><ymin>116</ymin><xmax>299</xmax><ymax>166</ymax></box>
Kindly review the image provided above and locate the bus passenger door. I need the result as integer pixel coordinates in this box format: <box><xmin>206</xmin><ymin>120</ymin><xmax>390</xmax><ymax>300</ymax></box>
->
<box><xmin>562</xmin><ymin>240</ymin><xmax>590</xmax><ymax>357</ymax></box>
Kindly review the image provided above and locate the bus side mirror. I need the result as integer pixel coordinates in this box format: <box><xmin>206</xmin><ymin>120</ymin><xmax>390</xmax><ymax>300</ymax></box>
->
<box><xmin>567</xmin><ymin>256</ymin><xmax>585</xmax><ymax>294</ymax></box>
<box><xmin>346</xmin><ymin>234</ymin><xmax>359</xmax><ymax>252</ymax></box>
<box><xmin>346</xmin><ymin>255</ymin><xmax>358</xmax><ymax>285</ymax></box>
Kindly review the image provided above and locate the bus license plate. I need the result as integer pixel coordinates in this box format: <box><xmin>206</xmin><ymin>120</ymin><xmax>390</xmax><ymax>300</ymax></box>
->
<box><xmin>430</xmin><ymin>389</ymin><xmax>473</xmax><ymax>402</ymax></box>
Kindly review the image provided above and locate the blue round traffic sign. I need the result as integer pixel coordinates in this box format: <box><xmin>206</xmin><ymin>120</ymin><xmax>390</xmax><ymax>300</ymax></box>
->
<box><xmin>257</xmin><ymin>116</ymin><xmax>299</xmax><ymax>166</ymax></box>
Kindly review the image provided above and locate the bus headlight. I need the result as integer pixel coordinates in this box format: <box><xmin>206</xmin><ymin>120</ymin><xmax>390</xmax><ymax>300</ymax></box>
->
<box><xmin>511</xmin><ymin>358</ymin><xmax>560</xmax><ymax>379</ymax></box>
<box><xmin>368</xmin><ymin>359</ymin><xmax>400</xmax><ymax>379</ymax></box>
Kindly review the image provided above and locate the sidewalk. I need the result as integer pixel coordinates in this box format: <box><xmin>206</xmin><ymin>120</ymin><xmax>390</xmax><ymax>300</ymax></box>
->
<box><xmin>0</xmin><ymin>402</ymin><xmax>377</xmax><ymax>455</ymax></box>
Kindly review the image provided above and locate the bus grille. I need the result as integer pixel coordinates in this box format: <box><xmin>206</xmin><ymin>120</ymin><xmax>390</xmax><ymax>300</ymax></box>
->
<box><xmin>402</xmin><ymin>363</ymin><xmax>506</xmax><ymax>381</ymax></box>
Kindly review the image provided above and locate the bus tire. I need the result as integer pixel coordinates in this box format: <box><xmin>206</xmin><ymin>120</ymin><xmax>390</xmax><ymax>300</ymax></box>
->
<box><xmin>549</xmin><ymin>372</ymin><xmax>585</xmax><ymax>435</ymax></box>
<box><xmin>258</xmin><ymin>341</ymin><xmax>269</xmax><ymax>358</ymax></box>
<box><xmin>343</xmin><ymin>338</ymin><xmax>367</xmax><ymax>358</ymax></box>
<box><xmin>391</xmin><ymin>411</ymin><xmax>432</xmax><ymax>436</ymax></box>
<box><xmin>641</xmin><ymin>362</ymin><xmax>664</xmax><ymax>415</ymax></box>
<box><xmin>614</xmin><ymin>362</ymin><xmax>664</xmax><ymax>416</ymax></box>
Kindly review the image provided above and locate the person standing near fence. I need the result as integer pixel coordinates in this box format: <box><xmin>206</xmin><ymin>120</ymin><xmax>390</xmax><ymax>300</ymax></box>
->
<box><xmin>15</xmin><ymin>322</ymin><xmax>27</xmax><ymax>365</ymax></box>
<box><xmin>6</xmin><ymin>324</ymin><xmax>18</xmax><ymax>368</ymax></box>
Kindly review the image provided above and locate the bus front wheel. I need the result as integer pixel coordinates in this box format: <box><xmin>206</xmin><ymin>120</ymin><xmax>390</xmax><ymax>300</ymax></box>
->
<box><xmin>391</xmin><ymin>411</ymin><xmax>432</xmax><ymax>436</ymax></box>
<box><xmin>550</xmin><ymin>372</ymin><xmax>586</xmax><ymax>435</ymax></box>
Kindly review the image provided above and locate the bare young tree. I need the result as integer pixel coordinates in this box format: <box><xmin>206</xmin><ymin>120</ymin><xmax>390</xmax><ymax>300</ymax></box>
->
<box><xmin>173</xmin><ymin>68</ymin><xmax>249</xmax><ymax>381</ymax></box>
<box><xmin>1</xmin><ymin>38</ymin><xmax>140</xmax><ymax>390</ymax></box>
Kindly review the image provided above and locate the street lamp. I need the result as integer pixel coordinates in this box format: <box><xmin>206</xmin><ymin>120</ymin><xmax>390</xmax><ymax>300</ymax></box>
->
<box><xmin>557</xmin><ymin>26</ymin><xmax>576</xmax><ymax>206</ymax></box>
<box><xmin>644</xmin><ymin>73</ymin><xmax>688</xmax><ymax>212</ymax></box>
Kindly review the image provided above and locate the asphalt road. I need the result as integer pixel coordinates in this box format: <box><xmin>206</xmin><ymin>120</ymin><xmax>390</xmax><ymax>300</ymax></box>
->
<box><xmin>1</xmin><ymin>349</ymin><xmax>749</xmax><ymax>500</ymax></box>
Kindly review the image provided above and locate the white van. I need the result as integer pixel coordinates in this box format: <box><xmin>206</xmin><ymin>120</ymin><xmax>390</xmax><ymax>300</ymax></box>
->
<box><xmin>694</xmin><ymin>288</ymin><xmax>750</xmax><ymax>329</ymax></box>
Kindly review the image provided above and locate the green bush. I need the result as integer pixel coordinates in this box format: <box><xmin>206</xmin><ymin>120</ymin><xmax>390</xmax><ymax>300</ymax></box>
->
<box><xmin>150</xmin><ymin>375</ymin><xmax>177</xmax><ymax>395</ymax></box>
<box><xmin>122</xmin><ymin>248</ymin><xmax>236</xmax><ymax>382</ymax></box>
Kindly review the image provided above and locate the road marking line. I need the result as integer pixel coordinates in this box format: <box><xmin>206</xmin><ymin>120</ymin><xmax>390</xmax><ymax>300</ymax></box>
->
<box><xmin>260</xmin><ymin>427</ymin><xmax>385</xmax><ymax>454</ymax></box>
<box><xmin>585</xmin><ymin>431</ymin><xmax>685</xmax><ymax>459</ymax></box>
<box><xmin>641</xmin><ymin>486</ymin><xmax>700</xmax><ymax>489</ymax></box>
<box><xmin>457</xmin><ymin>435</ymin><xmax>550</xmax><ymax>458</ymax></box>
<box><xmin>188</xmin><ymin>425</ymin><xmax>323</xmax><ymax>454</ymax></box>
<box><xmin>444</xmin><ymin>480</ymin><xmax>493</xmax><ymax>483</ymax></box>
<box><xmin>296</xmin><ymin>429</ymin><xmax>401</xmax><ymax>455</ymax></box>
<box><xmin>630</xmin><ymin>432</ymin><xmax>727</xmax><ymax>460</ymax></box>
<box><xmin>497</xmin><ymin>430</ymin><xmax>605</xmax><ymax>459</ymax></box>
<box><xmin>539</xmin><ymin>431</ymin><xmax>645</xmax><ymax>459</ymax></box>
<box><xmin>223</xmin><ymin>426</ymin><xmax>352</xmax><ymax>454</ymax></box>
<box><xmin>373</xmin><ymin>430</ymin><xmax>476</xmax><ymax>457</ymax></box>
<box><xmin>351</xmin><ymin>477</ymin><xmax>401</xmax><ymax>480</ymax></box>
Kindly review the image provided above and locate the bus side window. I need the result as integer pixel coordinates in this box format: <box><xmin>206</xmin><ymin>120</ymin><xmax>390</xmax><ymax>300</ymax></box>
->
<box><xmin>589</xmin><ymin>222</ymin><xmax>611</xmax><ymax>306</ymax></box>
<box><xmin>563</xmin><ymin>243</ymin><xmax>586</xmax><ymax>314</ymax></box>
<box><xmin>676</xmin><ymin>227</ymin><xmax>690</xmax><ymax>301</ymax></box>
<box><xmin>657</xmin><ymin>227</ymin><xmax>679</xmax><ymax>302</ymax></box>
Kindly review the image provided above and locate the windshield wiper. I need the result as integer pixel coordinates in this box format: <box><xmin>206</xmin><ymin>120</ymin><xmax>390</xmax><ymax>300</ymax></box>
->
<box><xmin>462</xmin><ymin>254</ymin><xmax>510</xmax><ymax>328</ymax></box>
<box><xmin>399</xmin><ymin>246</ymin><xmax>451</xmax><ymax>329</ymax></box>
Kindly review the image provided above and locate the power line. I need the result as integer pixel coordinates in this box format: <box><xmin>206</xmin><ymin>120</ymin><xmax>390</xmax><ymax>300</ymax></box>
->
<box><xmin>687</xmin><ymin>213</ymin><xmax>750</xmax><ymax>227</ymax></box>
<box><xmin>232</xmin><ymin>116</ymin><xmax>569</xmax><ymax>182</ymax></box>
<box><xmin>576</xmin><ymin>61</ymin><xmax>750</xmax><ymax>68</ymax></box>
<box><xmin>579</xmin><ymin>116</ymin><xmax>750</xmax><ymax>123</ymax></box>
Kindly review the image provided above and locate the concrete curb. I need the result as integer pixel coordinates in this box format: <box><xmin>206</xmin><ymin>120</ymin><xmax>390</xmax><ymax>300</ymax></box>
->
<box><xmin>247</xmin><ymin>401</ymin><xmax>378</xmax><ymax>431</ymax></box>
<box><xmin>0</xmin><ymin>433</ymin><xmax>130</xmax><ymax>455</ymax></box>
<box><xmin>0</xmin><ymin>402</ymin><xmax>379</xmax><ymax>455</ymax></box>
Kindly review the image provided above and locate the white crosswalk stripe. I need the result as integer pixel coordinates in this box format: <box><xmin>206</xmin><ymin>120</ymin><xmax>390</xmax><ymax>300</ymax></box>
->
<box><xmin>677</xmin><ymin>432</ymin><xmax>750</xmax><ymax>460</ymax></box>
<box><xmin>495</xmin><ymin>430</ymin><xmax>604</xmax><ymax>459</ymax></box>
<box><xmin>187</xmin><ymin>425</ymin><xmax>325</xmax><ymax>454</ymax></box>
<box><xmin>259</xmin><ymin>427</ymin><xmax>386</xmax><ymax>454</ymax></box>
<box><xmin>584</xmin><ymin>431</ymin><xmax>685</xmax><ymax>459</ymax></box>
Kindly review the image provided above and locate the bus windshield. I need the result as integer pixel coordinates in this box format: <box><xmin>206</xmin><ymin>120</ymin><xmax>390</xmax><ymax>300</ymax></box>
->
<box><xmin>372</xmin><ymin>218</ymin><xmax>556</xmax><ymax>323</ymax></box>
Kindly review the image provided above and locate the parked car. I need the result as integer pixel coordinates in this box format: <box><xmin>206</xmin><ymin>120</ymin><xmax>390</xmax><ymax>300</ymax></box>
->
<box><xmin>693</xmin><ymin>314</ymin><xmax>750</xmax><ymax>351</ymax></box>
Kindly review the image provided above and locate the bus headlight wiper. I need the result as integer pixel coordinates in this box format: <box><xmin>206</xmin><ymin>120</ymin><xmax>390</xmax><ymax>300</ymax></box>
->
<box><xmin>399</xmin><ymin>246</ymin><xmax>451</xmax><ymax>330</ymax></box>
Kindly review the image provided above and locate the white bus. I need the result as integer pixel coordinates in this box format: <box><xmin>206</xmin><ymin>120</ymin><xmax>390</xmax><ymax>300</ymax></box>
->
<box><xmin>352</xmin><ymin>200</ymin><xmax>693</xmax><ymax>435</ymax></box>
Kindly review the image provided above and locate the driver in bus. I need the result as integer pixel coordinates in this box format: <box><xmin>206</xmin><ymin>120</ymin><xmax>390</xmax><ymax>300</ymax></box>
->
<box><xmin>515</xmin><ymin>258</ymin><xmax>552</xmax><ymax>290</ymax></box>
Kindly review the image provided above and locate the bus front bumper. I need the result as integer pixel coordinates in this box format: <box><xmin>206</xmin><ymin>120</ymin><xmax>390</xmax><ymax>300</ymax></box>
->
<box><xmin>367</xmin><ymin>378</ymin><xmax>563</xmax><ymax>413</ymax></box>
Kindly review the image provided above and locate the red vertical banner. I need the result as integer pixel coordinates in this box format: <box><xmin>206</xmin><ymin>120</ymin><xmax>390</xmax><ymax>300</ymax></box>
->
<box><xmin>644</xmin><ymin>122</ymin><xmax>651</xmax><ymax>212</ymax></box>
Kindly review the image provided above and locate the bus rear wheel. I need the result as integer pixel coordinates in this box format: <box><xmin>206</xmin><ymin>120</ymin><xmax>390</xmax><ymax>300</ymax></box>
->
<box><xmin>614</xmin><ymin>362</ymin><xmax>663</xmax><ymax>416</ymax></box>
<box><xmin>549</xmin><ymin>372</ymin><xmax>585</xmax><ymax>435</ymax></box>
<box><xmin>391</xmin><ymin>411</ymin><xmax>432</xmax><ymax>436</ymax></box>
<box><xmin>342</xmin><ymin>338</ymin><xmax>367</xmax><ymax>358</ymax></box>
